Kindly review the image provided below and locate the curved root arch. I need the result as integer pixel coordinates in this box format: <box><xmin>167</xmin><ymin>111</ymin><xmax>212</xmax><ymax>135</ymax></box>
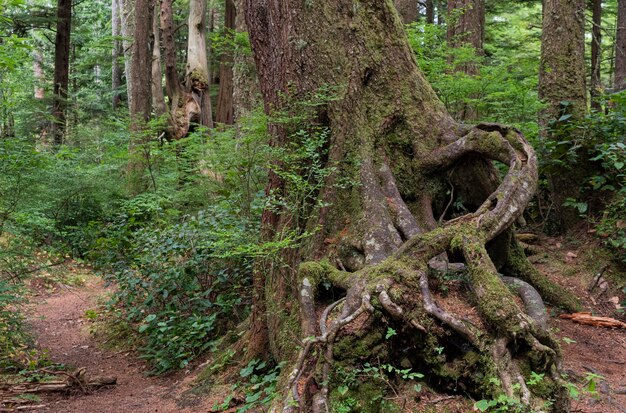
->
<box><xmin>282</xmin><ymin>124</ymin><xmax>575</xmax><ymax>413</ymax></box>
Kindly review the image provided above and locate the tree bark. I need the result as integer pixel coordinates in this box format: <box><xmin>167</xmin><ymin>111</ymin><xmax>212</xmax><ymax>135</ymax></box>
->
<box><xmin>111</xmin><ymin>0</ymin><xmax>123</xmax><ymax>109</ymax></box>
<box><xmin>185</xmin><ymin>0</ymin><xmax>213</xmax><ymax>129</ymax></box>
<box><xmin>426</xmin><ymin>0</ymin><xmax>434</xmax><ymax>23</ymax></box>
<box><xmin>33</xmin><ymin>50</ymin><xmax>45</xmax><ymax>100</ymax></box>
<box><xmin>127</xmin><ymin>0</ymin><xmax>154</xmax><ymax>195</ymax></box>
<box><xmin>52</xmin><ymin>0</ymin><xmax>71</xmax><ymax>146</ymax></box>
<box><xmin>393</xmin><ymin>0</ymin><xmax>418</xmax><ymax>23</ymax></box>
<box><xmin>590</xmin><ymin>0</ymin><xmax>602</xmax><ymax>111</ymax></box>
<box><xmin>151</xmin><ymin>2</ymin><xmax>167</xmax><ymax>117</ymax></box>
<box><xmin>120</xmin><ymin>0</ymin><xmax>135</xmax><ymax>109</ymax></box>
<box><xmin>216</xmin><ymin>0</ymin><xmax>235</xmax><ymax>124</ymax></box>
<box><xmin>538</xmin><ymin>0</ymin><xmax>587</xmax><ymax>232</ymax></box>
<box><xmin>616</xmin><ymin>0</ymin><xmax>626</xmax><ymax>91</ymax></box>
<box><xmin>244</xmin><ymin>0</ymin><xmax>578</xmax><ymax>411</ymax></box>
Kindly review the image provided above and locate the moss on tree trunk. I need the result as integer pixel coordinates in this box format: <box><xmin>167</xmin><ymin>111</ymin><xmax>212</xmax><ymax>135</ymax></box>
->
<box><xmin>239</xmin><ymin>0</ymin><xmax>580</xmax><ymax>411</ymax></box>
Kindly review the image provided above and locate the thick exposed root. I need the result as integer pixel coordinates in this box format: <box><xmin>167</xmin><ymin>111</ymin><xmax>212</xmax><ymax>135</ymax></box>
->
<box><xmin>271</xmin><ymin>125</ymin><xmax>572</xmax><ymax>412</ymax></box>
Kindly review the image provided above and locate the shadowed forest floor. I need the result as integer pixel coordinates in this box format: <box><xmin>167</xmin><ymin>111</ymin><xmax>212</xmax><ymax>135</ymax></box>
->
<box><xmin>2</xmin><ymin>234</ymin><xmax>625</xmax><ymax>413</ymax></box>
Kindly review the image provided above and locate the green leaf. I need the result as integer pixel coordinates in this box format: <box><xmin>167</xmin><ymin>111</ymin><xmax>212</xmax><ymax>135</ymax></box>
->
<box><xmin>474</xmin><ymin>399</ymin><xmax>491</xmax><ymax>412</ymax></box>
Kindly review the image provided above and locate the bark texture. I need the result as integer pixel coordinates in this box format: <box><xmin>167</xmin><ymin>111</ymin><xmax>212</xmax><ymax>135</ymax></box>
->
<box><xmin>185</xmin><ymin>0</ymin><xmax>213</xmax><ymax>129</ymax></box>
<box><xmin>393</xmin><ymin>0</ymin><xmax>418</xmax><ymax>23</ymax></box>
<box><xmin>52</xmin><ymin>0</ymin><xmax>71</xmax><ymax>146</ymax></box>
<box><xmin>616</xmin><ymin>0</ymin><xmax>626</xmax><ymax>92</ymax></box>
<box><xmin>538</xmin><ymin>0</ymin><xmax>587</xmax><ymax>231</ymax></box>
<box><xmin>216</xmin><ymin>0</ymin><xmax>235</xmax><ymax>124</ymax></box>
<box><xmin>590</xmin><ymin>0</ymin><xmax>602</xmax><ymax>111</ymax></box>
<box><xmin>112</xmin><ymin>0</ymin><xmax>123</xmax><ymax>109</ymax></box>
<box><xmin>151</xmin><ymin>3</ymin><xmax>167</xmax><ymax>117</ymax></box>
<box><xmin>127</xmin><ymin>0</ymin><xmax>154</xmax><ymax>195</ymax></box>
<box><xmin>244</xmin><ymin>0</ymin><xmax>580</xmax><ymax>411</ymax></box>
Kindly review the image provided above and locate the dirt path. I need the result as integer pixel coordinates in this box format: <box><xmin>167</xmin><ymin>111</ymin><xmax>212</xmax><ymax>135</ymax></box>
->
<box><xmin>27</xmin><ymin>275</ymin><xmax>215</xmax><ymax>413</ymax></box>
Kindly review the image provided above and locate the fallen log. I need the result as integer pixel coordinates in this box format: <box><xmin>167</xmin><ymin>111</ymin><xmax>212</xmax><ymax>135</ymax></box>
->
<box><xmin>560</xmin><ymin>312</ymin><xmax>626</xmax><ymax>329</ymax></box>
<box><xmin>1</xmin><ymin>368</ymin><xmax>116</xmax><ymax>400</ymax></box>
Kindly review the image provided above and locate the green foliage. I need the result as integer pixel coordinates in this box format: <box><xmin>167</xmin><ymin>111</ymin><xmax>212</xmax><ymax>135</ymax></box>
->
<box><xmin>406</xmin><ymin>8</ymin><xmax>543</xmax><ymax>136</ymax></box>
<box><xmin>213</xmin><ymin>359</ymin><xmax>282</xmax><ymax>413</ymax></box>
<box><xmin>105</xmin><ymin>202</ymin><xmax>258</xmax><ymax>373</ymax></box>
<box><xmin>0</xmin><ymin>279</ymin><xmax>29</xmax><ymax>371</ymax></box>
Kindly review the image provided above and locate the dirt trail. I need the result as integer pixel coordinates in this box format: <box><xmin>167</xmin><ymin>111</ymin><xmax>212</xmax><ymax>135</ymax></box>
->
<box><xmin>27</xmin><ymin>275</ymin><xmax>214</xmax><ymax>413</ymax></box>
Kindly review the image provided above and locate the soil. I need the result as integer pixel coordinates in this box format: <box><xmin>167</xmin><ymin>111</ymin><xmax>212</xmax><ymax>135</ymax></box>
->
<box><xmin>2</xmin><ymin>234</ymin><xmax>625</xmax><ymax>413</ymax></box>
<box><xmin>9</xmin><ymin>271</ymin><xmax>220</xmax><ymax>413</ymax></box>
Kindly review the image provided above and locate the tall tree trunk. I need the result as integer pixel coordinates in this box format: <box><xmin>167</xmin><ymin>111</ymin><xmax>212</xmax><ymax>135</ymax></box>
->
<box><xmin>616</xmin><ymin>0</ymin><xmax>626</xmax><ymax>91</ymax></box>
<box><xmin>112</xmin><ymin>0</ymin><xmax>124</xmax><ymax>109</ymax></box>
<box><xmin>151</xmin><ymin>2</ymin><xmax>167</xmax><ymax>117</ymax></box>
<box><xmin>216</xmin><ymin>0</ymin><xmax>235</xmax><ymax>124</ymax></box>
<box><xmin>538</xmin><ymin>0</ymin><xmax>587</xmax><ymax>231</ymax></box>
<box><xmin>33</xmin><ymin>50</ymin><xmax>44</xmax><ymax>100</ymax></box>
<box><xmin>52</xmin><ymin>0</ymin><xmax>71</xmax><ymax>146</ymax></box>
<box><xmin>120</xmin><ymin>0</ymin><xmax>135</xmax><ymax>109</ymax></box>
<box><xmin>185</xmin><ymin>0</ymin><xmax>213</xmax><ymax>129</ymax></box>
<box><xmin>590</xmin><ymin>0</ymin><xmax>602</xmax><ymax>111</ymax></box>
<box><xmin>426</xmin><ymin>0</ymin><xmax>435</xmax><ymax>23</ymax></box>
<box><xmin>244</xmin><ymin>0</ymin><xmax>578</xmax><ymax>411</ymax></box>
<box><xmin>127</xmin><ymin>0</ymin><xmax>154</xmax><ymax>195</ymax></box>
<box><xmin>394</xmin><ymin>0</ymin><xmax>418</xmax><ymax>23</ymax></box>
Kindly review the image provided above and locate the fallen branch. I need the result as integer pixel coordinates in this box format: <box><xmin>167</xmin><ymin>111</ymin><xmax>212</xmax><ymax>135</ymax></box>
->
<box><xmin>559</xmin><ymin>312</ymin><xmax>626</xmax><ymax>329</ymax></box>
<box><xmin>1</xmin><ymin>369</ymin><xmax>116</xmax><ymax>397</ymax></box>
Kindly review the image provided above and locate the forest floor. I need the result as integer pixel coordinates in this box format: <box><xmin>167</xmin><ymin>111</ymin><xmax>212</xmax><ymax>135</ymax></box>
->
<box><xmin>1</xmin><ymin>233</ymin><xmax>625</xmax><ymax>413</ymax></box>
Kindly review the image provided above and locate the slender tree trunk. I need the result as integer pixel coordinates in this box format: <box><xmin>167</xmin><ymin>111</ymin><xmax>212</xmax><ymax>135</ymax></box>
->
<box><xmin>52</xmin><ymin>0</ymin><xmax>71</xmax><ymax>146</ymax></box>
<box><xmin>394</xmin><ymin>0</ymin><xmax>418</xmax><ymax>23</ymax></box>
<box><xmin>216</xmin><ymin>0</ymin><xmax>235</xmax><ymax>124</ymax></box>
<box><xmin>590</xmin><ymin>0</ymin><xmax>602</xmax><ymax>111</ymax></box>
<box><xmin>120</xmin><ymin>0</ymin><xmax>135</xmax><ymax>109</ymax></box>
<box><xmin>159</xmin><ymin>0</ymin><xmax>181</xmax><ymax>106</ymax></box>
<box><xmin>426</xmin><ymin>0</ymin><xmax>435</xmax><ymax>23</ymax></box>
<box><xmin>33</xmin><ymin>50</ymin><xmax>44</xmax><ymax>100</ymax></box>
<box><xmin>112</xmin><ymin>0</ymin><xmax>124</xmax><ymax>109</ymax></box>
<box><xmin>185</xmin><ymin>0</ymin><xmax>213</xmax><ymax>129</ymax></box>
<box><xmin>151</xmin><ymin>2</ymin><xmax>167</xmax><ymax>117</ymax></box>
<box><xmin>616</xmin><ymin>0</ymin><xmax>626</xmax><ymax>91</ymax></box>
<box><xmin>539</xmin><ymin>0</ymin><xmax>587</xmax><ymax>231</ymax></box>
<box><xmin>127</xmin><ymin>0</ymin><xmax>154</xmax><ymax>195</ymax></box>
<box><xmin>244</xmin><ymin>1</ymin><xmax>577</xmax><ymax>411</ymax></box>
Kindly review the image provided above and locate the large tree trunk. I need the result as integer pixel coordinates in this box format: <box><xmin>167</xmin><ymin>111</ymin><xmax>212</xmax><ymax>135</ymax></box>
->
<box><xmin>538</xmin><ymin>0</ymin><xmax>587</xmax><ymax>231</ymax></box>
<box><xmin>120</xmin><ymin>0</ymin><xmax>135</xmax><ymax>109</ymax></box>
<box><xmin>52</xmin><ymin>0</ymin><xmax>71</xmax><ymax>146</ymax></box>
<box><xmin>151</xmin><ymin>2</ymin><xmax>167</xmax><ymax>117</ymax></box>
<box><xmin>590</xmin><ymin>0</ymin><xmax>602</xmax><ymax>111</ymax></box>
<box><xmin>111</xmin><ymin>0</ymin><xmax>123</xmax><ymax>109</ymax></box>
<box><xmin>185</xmin><ymin>0</ymin><xmax>213</xmax><ymax>129</ymax></box>
<box><xmin>244</xmin><ymin>0</ymin><xmax>579</xmax><ymax>411</ymax></box>
<box><xmin>127</xmin><ymin>0</ymin><xmax>154</xmax><ymax>195</ymax></box>
<box><xmin>215</xmin><ymin>0</ymin><xmax>235</xmax><ymax>124</ymax></box>
<box><xmin>616</xmin><ymin>0</ymin><xmax>626</xmax><ymax>91</ymax></box>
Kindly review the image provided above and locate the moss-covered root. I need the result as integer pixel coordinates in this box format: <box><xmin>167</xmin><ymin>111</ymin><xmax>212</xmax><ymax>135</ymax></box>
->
<box><xmin>503</xmin><ymin>240</ymin><xmax>582</xmax><ymax>312</ymax></box>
